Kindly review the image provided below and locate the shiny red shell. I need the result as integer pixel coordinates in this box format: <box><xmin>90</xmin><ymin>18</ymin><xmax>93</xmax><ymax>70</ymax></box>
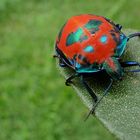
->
<box><xmin>56</xmin><ymin>14</ymin><xmax>123</xmax><ymax>66</ymax></box>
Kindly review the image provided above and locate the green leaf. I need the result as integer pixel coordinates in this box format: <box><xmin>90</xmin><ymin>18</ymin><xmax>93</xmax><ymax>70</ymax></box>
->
<box><xmin>56</xmin><ymin>29</ymin><xmax>140</xmax><ymax>140</ymax></box>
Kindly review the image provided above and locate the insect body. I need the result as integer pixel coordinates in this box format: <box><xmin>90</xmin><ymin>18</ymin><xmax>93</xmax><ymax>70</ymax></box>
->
<box><xmin>54</xmin><ymin>14</ymin><xmax>140</xmax><ymax>118</ymax></box>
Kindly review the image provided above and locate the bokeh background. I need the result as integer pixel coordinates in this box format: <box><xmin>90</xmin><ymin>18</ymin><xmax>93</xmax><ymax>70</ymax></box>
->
<box><xmin>0</xmin><ymin>0</ymin><xmax>140</xmax><ymax>140</ymax></box>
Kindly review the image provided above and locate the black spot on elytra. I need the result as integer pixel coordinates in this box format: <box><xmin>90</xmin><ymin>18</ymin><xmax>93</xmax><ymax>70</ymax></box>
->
<box><xmin>78</xmin><ymin>54</ymin><xmax>90</xmax><ymax>65</ymax></box>
<box><xmin>110</xmin><ymin>31</ymin><xmax>120</xmax><ymax>46</ymax></box>
<box><xmin>84</xmin><ymin>19</ymin><xmax>102</xmax><ymax>34</ymax></box>
<box><xmin>66</xmin><ymin>28</ymin><xmax>88</xmax><ymax>46</ymax></box>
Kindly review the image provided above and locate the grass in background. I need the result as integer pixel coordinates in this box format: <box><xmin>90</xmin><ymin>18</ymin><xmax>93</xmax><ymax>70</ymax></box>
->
<box><xmin>0</xmin><ymin>0</ymin><xmax>140</xmax><ymax>140</ymax></box>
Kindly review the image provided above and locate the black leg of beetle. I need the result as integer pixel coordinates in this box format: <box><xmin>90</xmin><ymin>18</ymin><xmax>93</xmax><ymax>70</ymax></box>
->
<box><xmin>53</xmin><ymin>54</ymin><xmax>67</xmax><ymax>67</ymax></box>
<box><xmin>116</xmin><ymin>24</ymin><xmax>122</xmax><ymax>30</ymax></box>
<box><xmin>59</xmin><ymin>58</ymin><xmax>67</xmax><ymax>67</ymax></box>
<box><xmin>80</xmin><ymin>75</ymin><xmax>98</xmax><ymax>103</ymax></box>
<box><xmin>128</xmin><ymin>32</ymin><xmax>140</xmax><ymax>40</ymax></box>
<box><xmin>121</xmin><ymin>61</ymin><xmax>140</xmax><ymax>72</ymax></box>
<box><xmin>53</xmin><ymin>54</ymin><xmax>59</xmax><ymax>58</ymax></box>
<box><xmin>121</xmin><ymin>61</ymin><xmax>140</xmax><ymax>67</ymax></box>
<box><xmin>84</xmin><ymin>79</ymin><xmax>113</xmax><ymax>121</ymax></box>
<box><xmin>65</xmin><ymin>73</ymin><xmax>80</xmax><ymax>86</ymax></box>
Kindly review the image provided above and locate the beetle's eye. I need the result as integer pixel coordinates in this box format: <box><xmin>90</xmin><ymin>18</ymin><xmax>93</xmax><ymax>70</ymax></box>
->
<box><xmin>116</xmin><ymin>24</ymin><xmax>122</xmax><ymax>30</ymax></box>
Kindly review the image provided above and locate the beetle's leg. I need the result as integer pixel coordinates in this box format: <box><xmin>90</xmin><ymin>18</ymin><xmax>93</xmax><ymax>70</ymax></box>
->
<box><xmin>84</xmin><ymin>79</ymin><xmax>113</xmax><ymax>121</ymax></box>
<box><xmin>116</xmin><ymin>24</ymin><xmax>122</xmax><ymax>30</ymax></box>
<box><xmin>59</xmin><ymin>59</ymin><xmax>67</xmax><ymax>67</ymax></box>
<box><xmin>121</xmin><ymin>61</ymin><xmax>140</xmax><ymax>72</ymax></box>
<box><xmin>121</xmin><ymin>61</ymin><xmax>140</xmax><ymax>67</ymax></box>
<box><xmin>65</xmin><ymin>73</ymin><xmax>80</xmax><ymax>86</ymax></box>
<box><xmin>128</xmin><ymin>32</ymin><xmax>140</xmax><ymax>40</ymax></box>
<box><xmin>53</xmin><ymin>55</ymin><xmax>67</xmax><ymax>67</ymax></box>
<box><xmin>53</xmin><ymin>54</ymin><xmax>60</xmax><ymax>58</ymax></box>
<box><xmin>80</xmin><ymin>75</ymin><xmax>98</xmax><ymax>103</ymax></box>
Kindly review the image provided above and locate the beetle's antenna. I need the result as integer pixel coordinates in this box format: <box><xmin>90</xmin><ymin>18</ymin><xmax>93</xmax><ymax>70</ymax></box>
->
<box><xmin>128</xmin><ymin>32</ymin><xmax>140</xmax><ymax>40</ymax></box>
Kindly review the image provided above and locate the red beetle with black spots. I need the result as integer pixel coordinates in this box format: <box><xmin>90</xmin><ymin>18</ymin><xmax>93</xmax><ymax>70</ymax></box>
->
<box><xmin>54</xmin><ymin>14</ymin><xmax>140</xmax><ymax>118</ymax></box>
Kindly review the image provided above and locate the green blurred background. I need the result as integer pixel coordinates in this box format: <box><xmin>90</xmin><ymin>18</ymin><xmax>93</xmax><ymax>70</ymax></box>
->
<box><xmin>0</xmin><ymin>0</ymin><xmax>140</xmax><ymax>140</ymax></box>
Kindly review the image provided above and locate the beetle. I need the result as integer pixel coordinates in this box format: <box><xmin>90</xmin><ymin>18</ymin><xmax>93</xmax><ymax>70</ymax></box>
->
<box><xmin>54</xmin><ymin>14</ymin><xmax>140</xmax><ymax>119</ymax></box>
